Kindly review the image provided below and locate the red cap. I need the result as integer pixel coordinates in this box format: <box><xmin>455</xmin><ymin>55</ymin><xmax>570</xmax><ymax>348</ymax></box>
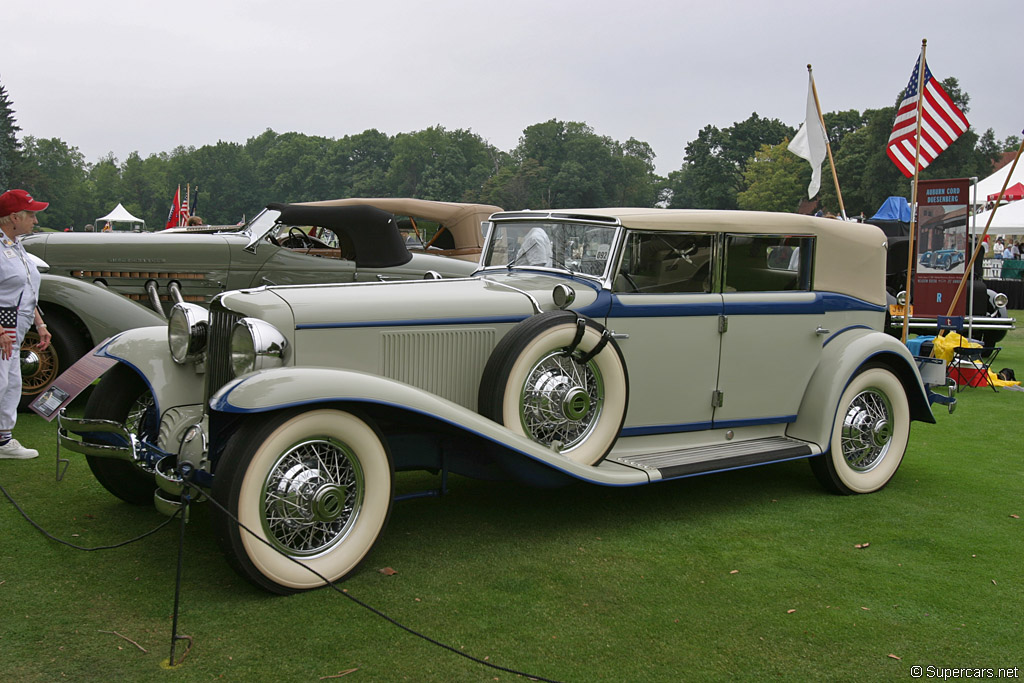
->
<box><xmin>0</xmin><ymin>189</ymin><xmax>49</xmax><ymax>217</ymax></box>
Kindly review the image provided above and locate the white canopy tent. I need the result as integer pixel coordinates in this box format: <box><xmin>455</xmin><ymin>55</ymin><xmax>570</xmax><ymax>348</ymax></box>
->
<box><xmin>972</xmin><ymin>161</ymin><xmax>1024</xmax><ymax>206</ymax></box>
<box><xmin>95</xmin><ymin>203</ymin><xmax>145</xmax><ymax>231</ymax></box>
<box><xmin>970</xmin><ymin>199</ymin><xmax>1024</xmax><ymax>235</ymax></box>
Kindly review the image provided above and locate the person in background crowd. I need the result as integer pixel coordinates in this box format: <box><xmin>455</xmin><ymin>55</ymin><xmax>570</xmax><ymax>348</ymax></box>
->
<box><xmin>186</xmin><ymin>216</ymin><xmax>203</xmax><ymax>226</ymax></box>
<box><xmin>83</xmin><ymin>223</ymin><xmax>95</xmax><ymax>232</ymax></box>
<box><xmin>0</xmin><ymin>190</ymin><xmax>52</xmax><ymax>459</ymax></box>
<box><xmin>1011</xmin><ymin>241</ymin><xmax>1020</xmax><ymax>260</ymax></box>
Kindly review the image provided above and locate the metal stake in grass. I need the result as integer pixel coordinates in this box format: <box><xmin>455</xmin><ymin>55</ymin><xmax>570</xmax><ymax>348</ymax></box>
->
<box><xmin>165</xmin><ymin>473</ymin><xmax>194</xmax><ymax>668</ymax></box>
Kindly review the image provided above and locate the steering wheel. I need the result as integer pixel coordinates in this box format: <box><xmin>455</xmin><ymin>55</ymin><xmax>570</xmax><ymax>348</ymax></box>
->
<box><xmin>287</xmin><ymin>227</ymin><xmax>314</xmax><ymax>249</ymax></box>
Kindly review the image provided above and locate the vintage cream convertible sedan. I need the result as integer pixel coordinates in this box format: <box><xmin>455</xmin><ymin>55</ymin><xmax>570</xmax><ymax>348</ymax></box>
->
<box><xmin>56</xmin><ymin>208</ymin><xmax>945</xmax><ymax>593</ymax></box>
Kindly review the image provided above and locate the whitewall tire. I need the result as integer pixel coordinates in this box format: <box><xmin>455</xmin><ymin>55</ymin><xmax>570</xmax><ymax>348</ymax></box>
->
<box><xmin>811</xmin><ymin>365</ymin><xmax>911</xmax><ymax>495</ymax></box>
<box><xmin>478</xmin><ymin>311</ymin><xmax>628</xmax><ymax>466</ymax></box>
<box><xmin>212</xmin><ymin>408</ymin><xmax>393</xmax><ymax>593</ymax></box>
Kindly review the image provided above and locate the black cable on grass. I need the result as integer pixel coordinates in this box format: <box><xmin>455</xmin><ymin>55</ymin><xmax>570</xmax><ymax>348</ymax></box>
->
<box><xmin>2</xmin><ymin>474</ymin><xmax>562</xmax><ymax>682</ymax></box>
<box><xmin>0</xmin><ymin>480</ymin><xmax>181</xmax><ymax>551</ymax></box>
<box><xmin>200</xmin><ymin>490</ymin><xmax>563</xmax><ymax>683</ymax></box>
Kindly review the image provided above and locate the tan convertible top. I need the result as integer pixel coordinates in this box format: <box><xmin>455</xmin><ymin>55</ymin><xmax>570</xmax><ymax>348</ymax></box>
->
<box><xmin>304</xmin><ymin>197</ymin><xmax>502</xmax><ymax>251</ymax></box>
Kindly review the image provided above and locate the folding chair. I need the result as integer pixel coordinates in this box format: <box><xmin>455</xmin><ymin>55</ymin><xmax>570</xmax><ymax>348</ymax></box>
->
<box><xmin>936</xmin><ymin>315</ymin><xmax>1001</xmax><ymax>392</ymax></box>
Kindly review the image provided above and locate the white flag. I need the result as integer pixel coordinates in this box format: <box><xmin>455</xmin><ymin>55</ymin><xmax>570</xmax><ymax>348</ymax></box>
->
<box><xmin>788</xmin><ymin>72</ymin><xmax>829</xmax><ymax>198</ymax></box>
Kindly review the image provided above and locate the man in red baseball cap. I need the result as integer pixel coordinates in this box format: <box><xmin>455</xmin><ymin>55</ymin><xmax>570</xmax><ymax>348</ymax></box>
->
<box><xmin>0</xmin><ymin>189</ymin><xmax>50</xmax><ymax>217</ymax></box>
<box><xmin>0</xmin><ymin>189</ymin><xmax>52</xmax><ymax>459</ymax></box>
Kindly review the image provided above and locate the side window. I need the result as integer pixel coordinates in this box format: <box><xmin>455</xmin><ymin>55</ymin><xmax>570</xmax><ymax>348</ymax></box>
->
<box><xmin>614</xmin><ymin>232</ymin><xmax>713</xmax><ymax>293</ymax></box>
<box><xmin>724</xmin><ymin>235</ymin><xmax>814</xmax><ymax>292</ymax></box>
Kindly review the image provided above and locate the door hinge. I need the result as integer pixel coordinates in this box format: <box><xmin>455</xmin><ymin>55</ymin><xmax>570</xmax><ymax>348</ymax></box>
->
<box><xmin>712</xmin><ymin>390</ymin><xmax>724</xmax><ymax>408</ymax></box>
<box><xmin>718</xmin><ymin>314</ymin><xmax>728</xmax><ymax>334</ymax></box>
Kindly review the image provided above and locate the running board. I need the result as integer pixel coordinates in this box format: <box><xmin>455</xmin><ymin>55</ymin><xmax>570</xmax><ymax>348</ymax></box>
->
<box><xmin>612</xmin><ymin>436</ymin><xmax>816</xmax><ymax>480</ymax></box>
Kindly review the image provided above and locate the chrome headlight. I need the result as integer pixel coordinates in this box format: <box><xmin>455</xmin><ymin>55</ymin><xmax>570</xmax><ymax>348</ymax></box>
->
<box><xmin>896</xmin><ymin>291</ymin><xmax>908</xmax><ymax>307</ymax></box>
<box><xmin>168</xmin><ymin>303</ymin><xmax>209</xmax><ymax>364</ymax></box>
<box><xmin>230</xmin><ymin>318</ymin><xmax>288</xmax><ymax>377</ymax></box>
<box><xmin>993</xmin><ymin>292</ymin><xmax>1008</xmax><ymax>309</ymax></box>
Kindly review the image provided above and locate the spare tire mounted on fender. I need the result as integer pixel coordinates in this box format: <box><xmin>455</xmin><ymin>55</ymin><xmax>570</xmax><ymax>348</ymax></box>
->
<box><xmin>478</xmin><ymin>311</ymin><xmax>629</xmax><ymax>466</ymax></box>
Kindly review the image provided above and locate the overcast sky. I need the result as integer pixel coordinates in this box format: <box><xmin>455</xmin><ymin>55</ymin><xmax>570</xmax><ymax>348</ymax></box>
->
<box><xmin>5</xmin><ymin>0</ymin><xmax>1021</xmax><ymax>178</ymax></box>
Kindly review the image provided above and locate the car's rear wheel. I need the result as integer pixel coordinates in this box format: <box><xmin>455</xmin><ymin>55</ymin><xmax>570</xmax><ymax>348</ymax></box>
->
<box><xmin>211</xmin><ymin>408</ymin><xmax>393</xmax><ymax>594</ymax></box>
<box><xmin>478</xmin><ymin>311</ymin><xmax>628</xmax><ymax>466</ymax></box>
<box><xmin>810</xmin><ymin>365</ymin><xmax>910</xmax><ymax>494</ymax></box>
<box><xmin>84</xmin><ymin>364</ymin><xmax>159</xmax><ymax>505</ymax></box>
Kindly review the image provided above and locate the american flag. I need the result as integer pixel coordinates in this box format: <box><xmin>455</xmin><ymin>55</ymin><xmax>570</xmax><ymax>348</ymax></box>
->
<box><xmin>179</xmin><ymin>197</ymin><xmax>190</xmax><ymax>226</ymax></box>
<box><xmin>886</xmin><ymin>53</ymin><xmax>969</xmax><ymax>178</ymax></box>
<box><xmin>0</xmin><ymin>306</ymin><xmax>18</xmax><ymax>343</ymax></box>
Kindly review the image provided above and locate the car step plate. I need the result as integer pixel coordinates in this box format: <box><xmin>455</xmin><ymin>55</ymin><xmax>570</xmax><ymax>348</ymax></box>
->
<box><xmin>613</xmin><ymin>436</ymin><xmax>814</xmax><ymax>479</ymax></box>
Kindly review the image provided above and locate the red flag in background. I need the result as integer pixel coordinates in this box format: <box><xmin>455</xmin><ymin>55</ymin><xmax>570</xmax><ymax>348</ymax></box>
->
<box><xmin>886</xmin><ymin>51</ymin><xmax>969</xmax><ymax>178</ymax></box>
<box><xmin>164</xmin><ymin>185</ymin><xmax>181</xmax><ymax>229</ymax></box>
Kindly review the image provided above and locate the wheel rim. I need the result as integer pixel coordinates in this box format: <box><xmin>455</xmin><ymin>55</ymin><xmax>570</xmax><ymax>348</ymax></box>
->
<box><xmin>520</xmin><ymin>350</ymin><xmax>604</xmax><ymax>452</ymax></box>
<box><xmin>20</xmin><ymin>332</ymin><xmax>58</xmax><ymax>395</ymax></box>
<box><xmin>841</xmin><ymin>387</ymin><xmax>893</xmax><ymax>472</ymax></box>
<box><xmin>126</xmin><ymin>391</ymin><xmax>159</xmax><ymax>472</ymax></box>
<box><xmin>260</xmin><ymin>438</ymin><xmax>364</xmax><ymax>557</ymax></box>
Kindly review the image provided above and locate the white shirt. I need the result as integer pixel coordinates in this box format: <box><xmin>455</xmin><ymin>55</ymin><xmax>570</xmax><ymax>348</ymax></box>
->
<box><xmin>518</xmin><ymin>227</ymin><xmax>552</xmax><ymax>267</ymax></box>
<box><xmin>0</xmin><ymin>234</ymin><xmax>41</xmax><ymax>339</ymax></box>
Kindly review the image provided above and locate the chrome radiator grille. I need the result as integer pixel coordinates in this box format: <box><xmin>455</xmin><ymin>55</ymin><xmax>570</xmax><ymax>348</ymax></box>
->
<box><xmin>205</xmin><ymin>302</ymin><xmax>243</xmax><ymax>400</ymax></box>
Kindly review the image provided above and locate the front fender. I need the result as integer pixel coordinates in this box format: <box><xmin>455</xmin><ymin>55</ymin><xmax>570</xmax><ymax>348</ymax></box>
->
<box><xmin>98</xmin><ymin>326</ymin><xmax>205</xmax><ymax>414</ymax></box>
<box><xmin>209</xmin><ymin>367</ymin><xmax>648</xmax><ymax>486</ymax></box>
<box><xmin>787</xmin><ymin>327</ymin><xmax>933</xmax><ymax>448</ymax></box>
<box><xmin>39</xmin><ymin>274</ymin><xmax>166</xmax><ymax>341</ymax></box>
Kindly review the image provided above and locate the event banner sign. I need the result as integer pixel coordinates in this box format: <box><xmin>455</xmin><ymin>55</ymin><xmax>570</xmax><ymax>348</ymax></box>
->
<box><xmin>913</xmin><ymin>178</ymin><xmax>970</xmax><ymax>317</ymax></box>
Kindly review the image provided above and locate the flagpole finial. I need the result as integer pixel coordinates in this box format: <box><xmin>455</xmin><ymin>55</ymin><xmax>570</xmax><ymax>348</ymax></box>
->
<box><xmin>921</xmin><ymin>38</ymin><xmax>927</xmax><ymax>47</ymax></box>
<box><xmin>806</xmin><ymin>64</ymin><xmax>812</xmax><ymax>71</ymax></box>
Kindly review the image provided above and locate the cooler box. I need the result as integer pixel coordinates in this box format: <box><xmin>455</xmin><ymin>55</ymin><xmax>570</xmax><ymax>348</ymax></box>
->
<box><xmin>949</xmin><ymin>363</ymin><xmax>987</xmax><ymax>387</ymax></box>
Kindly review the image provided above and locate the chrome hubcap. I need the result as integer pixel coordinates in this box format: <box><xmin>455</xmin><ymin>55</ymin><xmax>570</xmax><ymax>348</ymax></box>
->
<box><xmin>841</xmin><ymin>388</ymin><xmax>893</xmax><ymax>472</ymax></box>
<box><xmin>520</xmin><ymin>350</ymin><xmax>603</xmax><ymax>452</ymax></box>
<box><xmin>261</xmin><ymin>438</ymin><xmax>363</xmax><ymax>556</ymax></box>
<box><xmin>20</xmin><ymin>349</ymin><xmax>41</xmax><ymax>377</ymax></box>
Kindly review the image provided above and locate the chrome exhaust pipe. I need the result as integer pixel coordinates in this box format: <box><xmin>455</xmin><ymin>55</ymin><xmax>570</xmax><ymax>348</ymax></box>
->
<box><xmin>145</xmin><ymin>279</ymin><xmax>167</xmax><ymax>319</ymax></box>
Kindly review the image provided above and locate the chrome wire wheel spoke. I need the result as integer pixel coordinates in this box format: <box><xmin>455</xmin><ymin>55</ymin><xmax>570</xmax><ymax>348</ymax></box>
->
<box><xmin>841</xmin><ymin>388</ymin><xmax>893</xmax><ymax>472</ymax></box>
<box><xmin>261</xmin><ymin>438</ymin><xmax>364</xmax><ymax>557</ymax></box>
<box><xmin>520</xmin><ymin>350</ymin><xmax>604</xmax><ymax>451</ymax></box>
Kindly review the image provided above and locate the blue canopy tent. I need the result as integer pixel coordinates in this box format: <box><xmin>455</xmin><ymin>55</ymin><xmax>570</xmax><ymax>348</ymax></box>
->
<box><xmin>868</xmin><ymin>196</ymin><xmax>912</xmax><ymax>237</ymax></box>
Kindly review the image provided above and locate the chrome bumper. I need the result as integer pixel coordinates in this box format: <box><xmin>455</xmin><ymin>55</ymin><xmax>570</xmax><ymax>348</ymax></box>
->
<box><xmin>57</xmin><ymin>410</ymin><xmax>199</xmax><ymax>518</ymax></box>
<box><xmin>890</xmin><ymin>315</ymin><xmax>1015</xmax><ymax>332</ymax></box>
<box><xmin>57</xmin><ymin>412</ymin><xmax>139</xmax><ymax>462</ymax></box>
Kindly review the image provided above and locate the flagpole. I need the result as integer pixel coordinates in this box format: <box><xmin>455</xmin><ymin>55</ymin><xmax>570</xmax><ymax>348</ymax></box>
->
<box><xmin>808</xmin><ymin>65</ymin><xmax>847</xmax><ymax>220</ymax></box>
<box><xmin>901</xmin><ymin>39</ymin><xmax>928</xmax><ymax>344</ymax></box>
<box><xmin>943</xmin><ymin>135</ymin><xmax>1024</xmax><ymax>318</ymax></box>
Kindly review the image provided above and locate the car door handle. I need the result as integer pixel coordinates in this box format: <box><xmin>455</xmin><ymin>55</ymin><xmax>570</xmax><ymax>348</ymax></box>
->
<box><xmin>815</xmin><ymin>326</ymin><xmax>830</xmax><ymax>336</ymax></box>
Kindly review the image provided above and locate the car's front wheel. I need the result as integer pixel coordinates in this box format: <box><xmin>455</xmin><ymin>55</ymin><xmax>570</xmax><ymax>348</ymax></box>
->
<box><xmin>211</xmin><ymin>408</ymin><xmax>394</xmax><ymax>594</ymax></box>
<box><xmin>84</xmin><ymin>364</ymin><xmax>159</xmax><ymax>505</ymax></box>
<box><xmin>810</xmin><ymin>365</ymin><xmax>910</xmax><ymax>494</ymax></box>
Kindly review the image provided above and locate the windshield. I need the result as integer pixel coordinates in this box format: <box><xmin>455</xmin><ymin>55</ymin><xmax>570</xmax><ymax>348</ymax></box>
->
<box><xmin>483</xmin><ymin>221</ymin><xmax>617</xmax><ymax>278</ymax></box>
<box><xmin>244</xmin><ymin>208</ymin><xmax>283</xmax><ymax>250</ymax></box>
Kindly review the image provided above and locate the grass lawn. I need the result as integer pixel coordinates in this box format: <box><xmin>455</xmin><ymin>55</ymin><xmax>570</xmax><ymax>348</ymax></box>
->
<box><xmin>1</xmin><ymin>314</ymin><xmax>1022</xmax><ymax>682</ymax></box>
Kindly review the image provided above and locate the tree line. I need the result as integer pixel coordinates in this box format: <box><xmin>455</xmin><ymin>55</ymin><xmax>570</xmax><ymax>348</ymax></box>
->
<box><xmin>1</xmin><ymin>76</ymin><xmax>1018</xmax><ymax>231</ymax></box>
